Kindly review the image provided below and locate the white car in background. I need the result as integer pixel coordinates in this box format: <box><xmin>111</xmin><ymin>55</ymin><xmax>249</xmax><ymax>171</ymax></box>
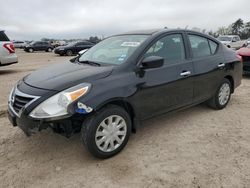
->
<box><xmin>245</xmin><ymin>38</ymin><xmax>250</xmax><ymax>46</ymax></box>
<box><xmin>217</xmin><ymin>35</ymin><xmax>245</xmax><ymax>50</ymax></box>
<box><xmin>13</xmin><ymin>41</ymin><xmax>27</xmax><ymax>48</ymax></box>
<box><xmin>0</xmin><ymin>30</ymin><xmax>18</xmax><ymax>66</ymax></box>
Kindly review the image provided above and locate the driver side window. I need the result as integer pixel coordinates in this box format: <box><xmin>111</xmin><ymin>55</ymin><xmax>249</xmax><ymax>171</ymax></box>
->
<box><xmin>144</xmin><ymin>34</ymin><xmax>185</xmax><ymax>65</ymax></box>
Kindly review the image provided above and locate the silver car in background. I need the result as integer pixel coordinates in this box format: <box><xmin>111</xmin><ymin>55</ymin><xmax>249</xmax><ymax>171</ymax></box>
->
<box><xmin>13</xmin><ymin>41</ymin><xmax>27</xmax><ymax>48</ymax></box>
<box><xmin>0</xmin><ymin>30</ymin><xmax>18</xmax><ymax>66</ymax></box>
<box><xmin>217</xmin><ymin>35</ymin><xmax>245</xmax><ymax>50</ymax></box>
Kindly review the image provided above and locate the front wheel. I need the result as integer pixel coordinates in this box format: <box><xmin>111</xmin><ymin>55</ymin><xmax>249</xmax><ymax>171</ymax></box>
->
<box><xmin>66</xmin><ymin>50</ymin><xmax>73</xmax><ymax>56</ymax></box>
<box><xmin>47</xmin><ymin>47</ymin><xmax>52</xmax><ymax>52</ymax></box>
<box><xmin>207</xmin><ymin>78</ymin><xmax>232</xmax><ymax>110</ymax></box>
<box><xmin>81</xmin><ymin>105</ymin><xmax>131</xmax><ymax>159</ymax></box>
<box><xmin>28</xmin><ymin>48</ymin><xmax>34</xmax><ymax>53</ymax></box>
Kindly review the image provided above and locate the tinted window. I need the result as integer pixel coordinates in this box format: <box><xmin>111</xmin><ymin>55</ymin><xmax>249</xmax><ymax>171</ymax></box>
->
<box><xmin>145</xmin><ymin>34</ymin><xmax>185</xmax><ymax>64</ymax></box>
<box><xmin>188</xmin><ymin>35</ymin><xmax>210</xmax><ymax>58</ymax></box>
<box><xmin>209</xmin><ymin>40</ymin><xmax>218</xmax><ymax>54</ymax></box>
<box><xmin>0</xmin><ymin>31</ymin><xmax>10</xmax><ymax>41</ymax></box>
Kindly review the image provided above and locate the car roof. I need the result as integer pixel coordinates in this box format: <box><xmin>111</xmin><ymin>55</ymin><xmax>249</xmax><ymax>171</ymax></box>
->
<box><xmin>117</xmin><ymin>28</ymin><xmax>210</xmax><ymax>36</ymax></box>
<box><xmin>219</xmin><ymin>35</ymin><xmax>239</xmax><ymax>37</ymax></box>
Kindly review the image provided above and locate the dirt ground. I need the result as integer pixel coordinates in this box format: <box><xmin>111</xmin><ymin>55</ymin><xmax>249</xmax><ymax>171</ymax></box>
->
<box><xmin>0</xmin><ymin>49</ymin><xmax>250</xmax><ymax>188</ymax></box>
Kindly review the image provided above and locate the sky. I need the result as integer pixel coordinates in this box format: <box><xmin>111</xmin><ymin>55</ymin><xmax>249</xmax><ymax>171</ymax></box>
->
<box><xmin>0</xmin><ymin>0</ymin><xmax>249</xmax><ymax>40</ymax></box>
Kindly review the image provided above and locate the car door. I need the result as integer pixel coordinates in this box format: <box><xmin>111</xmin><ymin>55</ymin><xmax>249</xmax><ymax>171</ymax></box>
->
<box><xmin>187</xmin><ymin>33</ymin><xmax>225</xmax><ymax>103</ymax></box>
<box><xmin>41</xmin><ymin>42</ymin><xmax>48</xmax><ymax>50</ymax></box>
<box><xmin>75</xmin><ymin>42</ymin><xmax>92</xmax><ymax>52</ymax></box>
<box><xmin>35</xmin><ymin>42</ymin><xmax>43</xmax><ymax>51</ymax></box>
<box><xmin>132</xmin><ymin>33</ymin><xmax>194</xmax><ymax>119</ymax></box>
<box><xmin>73</xmin><ymin>42</ymin><xmax>82</xmax><ymax>53</ymax></box>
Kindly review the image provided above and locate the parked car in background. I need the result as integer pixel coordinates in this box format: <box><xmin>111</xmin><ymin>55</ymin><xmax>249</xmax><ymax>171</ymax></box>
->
<box><xmin>8</xmin><ymin>29</ymin><xmax>242</xmax><ymax>158</ymax></box>
<box><xmin>51</xmin><ymin>40</ymin><xmax>67</xmax><ymax>48</ymax></box>
<box><xmin>13</xmin><ymin>41</ymin><xmax>27</xmax><ymax>48</ymax></box>
<box><xmin>0</xmin><ymin>30</ymin><xmax>18</xmax><ymax>66</ymax></box>
<box><xmin>54</xmin><ymin>41</ymin><xmax>94</xmax><ymax>56</ymax></box>
<box><xmin>244</xmin><ymin>38</ymin><xmax>250</xmax><ymax>46</ymax></box>
<box><xmin>24</xmin><ymin>41</ymin><xmax>53</xmax><ymax>53</ymax></box>
<box><xmin>217</xmin><ymin>35</ymin><xmax>245</xmax><ymax>49</ymax></box>
<box><xmin>237</xmin><ymin>44</ymin><xmax>250</xmax><ymax>74</ymax></box>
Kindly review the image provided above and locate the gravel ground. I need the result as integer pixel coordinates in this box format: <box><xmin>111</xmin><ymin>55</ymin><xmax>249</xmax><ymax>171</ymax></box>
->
<box><xmin>0</xmin><ymin>50</ymin><xmax>250</xmax><ymax>188</ymax></box>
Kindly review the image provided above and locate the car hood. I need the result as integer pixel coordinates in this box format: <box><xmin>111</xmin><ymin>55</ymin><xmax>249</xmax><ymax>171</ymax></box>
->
<box><xmin>23</xmin><ymin>62</ymin><xmax>113</xmax><ymax>91</ymax></box>
<box><xmin>237</xmin><ymin>47</ymin><xmax>250</xmax><ymax>56</ymax></box>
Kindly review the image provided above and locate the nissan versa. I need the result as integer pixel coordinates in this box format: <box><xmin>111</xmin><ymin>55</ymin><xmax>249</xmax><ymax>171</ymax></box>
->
<box><xmin>8</xmin><ymin>29</ymin><xmax>242</xmax><ymax>158</ymax></box>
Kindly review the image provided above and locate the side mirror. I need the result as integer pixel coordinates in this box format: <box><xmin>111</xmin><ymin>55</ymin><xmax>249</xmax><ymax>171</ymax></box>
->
<box><xmin>232</xmin><ymin>39</ymin><xmax>236</xmax><ymax>42</ymax></box>
<box><xmin>140</xmin><ymin>56</ymin><xmax>164</xmax><ymax>69</ymax></box>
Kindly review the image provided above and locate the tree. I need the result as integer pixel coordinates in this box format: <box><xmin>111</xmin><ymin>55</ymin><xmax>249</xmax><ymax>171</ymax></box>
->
<box><xmin>217</xmin><ymin>26</ymin><xmax>231</xmax><ymax>35</ymax></box>
<box><xmin>231</xmin><ymin>18</ymin><xmax>244</xmax><ymax>35</ymax></box>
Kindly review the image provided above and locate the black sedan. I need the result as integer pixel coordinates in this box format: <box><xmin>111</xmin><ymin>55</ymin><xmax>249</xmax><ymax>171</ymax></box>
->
<box><xmin>24</xmin><ymin>41</ymin><xmax>53</xmax><ymax>52</ymax></box>
<box><xmin>8</xmin><ymin>29</ymin><xmax>242</xmax><ymax>159</ymax></box>
<box><xmin>54</xmin><ymin>41</ymin><xmax>94</xmax><ymax>56</ymax></box>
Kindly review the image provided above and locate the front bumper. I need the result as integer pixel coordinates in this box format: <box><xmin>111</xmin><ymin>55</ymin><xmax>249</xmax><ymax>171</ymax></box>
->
<box><xmin>8</xmin><ymin>106</ymin><xmax>47</xmax><ymax>136</ymax></box>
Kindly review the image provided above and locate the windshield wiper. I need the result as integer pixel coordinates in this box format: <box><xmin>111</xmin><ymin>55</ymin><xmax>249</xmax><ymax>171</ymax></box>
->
<box><xmin>78</xmin><ymin>60</ymin><xmax>101</xmax><ymax>66</ymax></box>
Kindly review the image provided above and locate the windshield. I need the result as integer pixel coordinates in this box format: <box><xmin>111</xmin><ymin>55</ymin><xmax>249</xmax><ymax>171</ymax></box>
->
<box><xmin>218</xmin><ymin>36</ymin><xmax>232</xmax><ymax>42</ymax></box>
<box><xmin>79</xmin><ymin>35</ymin><xmax>149</xmax><ymax>65</ymax></box>
<box><xmin>66</xmin><ymin>42</ymin><xmax>77</xmax><ymax>47</ymax></box>
<box><xmin>29</xmin><ymin>41</ymin><xmax>37</xmax><ymax>45</ymax></box>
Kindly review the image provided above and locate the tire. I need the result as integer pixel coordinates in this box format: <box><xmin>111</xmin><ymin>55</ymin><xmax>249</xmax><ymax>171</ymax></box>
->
<box><xmin>28</xmin><ymin>48</ymin><xmax>34</xmax><ymax>53</ymax></box>
<box><xmin>207</xmin><ymin>78</ymin><xmax>232</xmax><ymax>110</ymax></box>
<box><xmin>59</xmin><ymin>51</ymin><xmax>64</xmax><ymax>56</ymax></box>
<box><xmin>66</xmin><ymin>50</ymin><xmax>73</xmax><ymax>56</ymax></box>
<box><xmin>47</xmin><ymin>48</ymin><xmax>52</xmax><ymax>52</ymax></box>
<box><xmin>81</xmin><ymin>105</ymin><xmax>131</xmax><ymax>159</ymax></box>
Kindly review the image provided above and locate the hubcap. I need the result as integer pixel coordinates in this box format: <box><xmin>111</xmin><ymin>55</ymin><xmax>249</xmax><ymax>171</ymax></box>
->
<box><xmin>95</xmin><ymin>115</ymin><xmax>127</xmax><ymax>152</ymax></box>
<box><xmin>218</xmin><ymin>83</ymin><xmax>230</xmax><ymax>106</ymax></box>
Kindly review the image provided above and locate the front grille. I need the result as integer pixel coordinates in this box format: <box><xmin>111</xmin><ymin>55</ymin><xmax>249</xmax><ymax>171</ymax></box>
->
<box><xmin>9</xmin><ymin>88</ymin><xmax>39</xmax><ymax>116</ymax></box>
<box><xmin>13</xmin><ymin>95</ymin><xmax>34</xmax><ymax>114</ymax></box>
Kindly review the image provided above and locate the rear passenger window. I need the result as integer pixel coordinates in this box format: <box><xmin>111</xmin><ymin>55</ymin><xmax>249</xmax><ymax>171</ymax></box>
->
<box><xmin>208</xmin><ymin>40</ymin><xmax>218</xmax><ymax>54</ymax></box>
<box><xmin>188</xmin><ymin>35</ymin><xmax>211</xmax><ymax>58</ymax></box>
<box><xmin>0</xmin><ymin>31</ymin><xmax>10</xmax><ymax>41</ymax></box>
<box><xmin>145</xmin><ymin>34</ymin><xmax>185</xmax><ymax>64</ymax></box>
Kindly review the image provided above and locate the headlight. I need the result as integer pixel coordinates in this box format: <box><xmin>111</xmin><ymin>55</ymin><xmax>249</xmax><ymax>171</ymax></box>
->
<box><xmin>29</xmin><ymin>83</ymin><xmax>91</xmax><ymax>119</ymax></box>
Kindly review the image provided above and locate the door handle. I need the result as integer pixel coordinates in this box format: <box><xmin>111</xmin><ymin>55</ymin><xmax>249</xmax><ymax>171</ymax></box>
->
<box><xmin>180</xmin><ymin>71</ymin><xmax>191</xmax><ymax>76</ymax></box>
<box><xmin>218</xmin><ymin>63</ymin><xmax>225</xmax><ymax>68</ymax></box>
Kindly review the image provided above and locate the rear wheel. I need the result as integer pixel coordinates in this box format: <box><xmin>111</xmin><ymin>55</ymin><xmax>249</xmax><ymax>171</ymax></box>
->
<box><xmin>81</xmin><ymin>105</ymin><xmax>131</xmax><ymax>159</ymax></box>
<box><xmin>66</xmin><ymin>50</ymin><xmax>73</xmax><ymax>56</ymax></box>
<box><xmin>207</xmin><ymin>78</ymin><xmax>232</xmax><ymax>110</ymax></box>
<box><xmin>28</xmin><ymin>48</ymin><xmax>34</xmax><ymax>53</ymax></box>
<box><xmin>47</xmin><ymin>47</ymin><xmax>52</xmax><ymax>52</ymax></box>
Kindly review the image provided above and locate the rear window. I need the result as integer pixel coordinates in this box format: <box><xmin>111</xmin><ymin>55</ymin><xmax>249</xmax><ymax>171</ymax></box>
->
<box><xmin>208</xmin><ymin>40</ymin><xmax>218</xmax><ymax>54</ymax></box>
<box><xmin>188</xmin><ymin>35</ymin><xmax>211</xmax><ymax>58</ymax></box>
<box><xmin>0</xmin><ymin>31</ymin><xmax>10</xmax><ymax>41</ymax></box>
<box><xmin>188</xmin><ymin>34</ymin><xmax>218</xmax><ymax>58</ymax></box>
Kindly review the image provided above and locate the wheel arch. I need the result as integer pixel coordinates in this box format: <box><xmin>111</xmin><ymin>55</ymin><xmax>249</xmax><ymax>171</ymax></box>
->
<box><xmin>95</xmin><ymin>98</ymin><xmax>138</xmax><ymax>133</ymax></box>
<box><xmin>224</xmin><ymin>75</ymin><xmax>234</xmax><ymax>93</ymax></box>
